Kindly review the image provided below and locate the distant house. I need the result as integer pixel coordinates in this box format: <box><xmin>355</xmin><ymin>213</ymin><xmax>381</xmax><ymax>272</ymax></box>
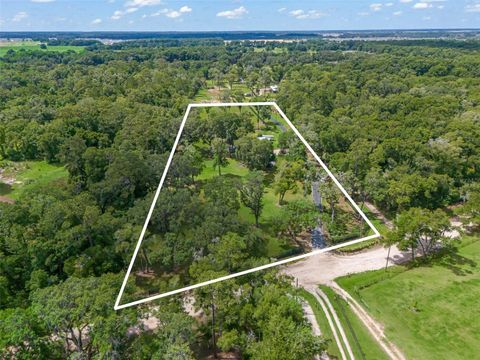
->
<box><xmin>259</xmin><ymin>85</ymin><xmax>279</xmax><ymax>96</ymax></box>
<box><xmin>257</xmin><ymin>134</ymin><xmax>274</xmax><ymax>141</ymax></box>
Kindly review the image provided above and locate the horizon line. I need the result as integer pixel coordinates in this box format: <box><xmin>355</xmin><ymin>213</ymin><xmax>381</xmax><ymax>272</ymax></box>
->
<box><xmin>1</xmin><ymin>27</ymin><xmax>480</xmax><ymax>34</ymax></box>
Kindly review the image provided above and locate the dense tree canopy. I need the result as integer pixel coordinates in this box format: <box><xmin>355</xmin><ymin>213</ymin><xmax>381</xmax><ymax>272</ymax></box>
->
<box><xmin>1</xmin><ymin>37</ymin><xmax>479</xmax><ymax>358</ymax></box>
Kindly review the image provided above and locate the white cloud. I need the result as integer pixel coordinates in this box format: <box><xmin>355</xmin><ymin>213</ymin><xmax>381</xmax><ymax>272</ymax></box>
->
<box><xmin>111</xmin><ymin>6</ymin><xmax>138</xmax><ymax>19</ymax></box>
<box><xmin>150</xmin><ymin>6</ymin><xmax>191</xmax><ymax>19</ymax></box>
<box><xmin>423</xmin><ymin>15</ymin><xmax>431</xmax><ymax>19</ymax></box>
<box><xmin>166</xmin><ymin>10</ymin><xmax>181</xmax><ymax>18</ymax></box>
<box><xmin>151</xmin><ymin>9</ymin><xmax>168</xmax><ymax>16</ymax></box>
<box><xmin>111</xmin><ymin>10</ymin><xmax>123</xmax><ymax>19</ymax></box>
<box><xmin>413</xmin><ymin>2</ymin><xmax>432</xmax><ymax>9</ymax></box>
<box><xmin>289</xmin><ymin>9</ymin><xmax>325</xmax><ymax>19</ymax></box>
<box><xmin>31</xmin><ymin>0</ymin><xmax>55</xmax><ymax>3</ymax></box>
<box><xmin>465</xmin><ymin>3</ymin><xmax>480</xmax><ymax>12</ymax></box>
<box><xmin>278</xmin><ymin>7</ymin><xmax>287</xmax><ymax>13</ymax></box>
<box><xmin>179</xmin><ymin>5</ymin><xmax>192</xmax><ymax>13</ymax></box>
<box><xmin>370</xmin><ymin>3</ymin><xmax>383</xmax><ymax>11</ymax></box>
<box><xmin>358</xmin><ymin>11</ymin><xmax>370</xmax><ymax>16</ymax></box>
<box><xmin>12</xmin><ymin>12</ymin><xmax>28</xmax><ymax>22</ymax></box>
<box><xmin>217</xmin><ymin>6</ymin><xmax>248</xmax><ymax>19</ymax></box>
<box><xmin>125</xmin><ymin>0</ymin><xmax>162</xmax><ymax>7</ymax></box>
<box><xmin>91</xmin><ymin>18</ymin><xmax>102</xmax><ymax>24</ymax></box>
<box><xmin>385</xmin><ymin>2</ymin><xmax>394</xmax><ymax>6</ymax></box>
<box><xmin>438</xmin><ymin>5</ymin><xmax>444</xmax><ymax>9</ymax></box>
<box><xmin>393</xmin><ymin>10</ymin><xmax>403</xmax><ymax>15</ymax></box>
<box><xmin>289</xmin><ymin>9</ymin><xmax>303</xmax><ymax>17</ymax></box>
<box><xmin>399</xmin><ymin>0</ymin><xmax>413</xmax><ymax>3</ymax></box>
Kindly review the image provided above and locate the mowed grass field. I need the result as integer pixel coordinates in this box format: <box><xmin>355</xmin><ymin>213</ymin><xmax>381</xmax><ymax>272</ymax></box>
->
<box><xmin>0</xmin><ymin>41</ymin><xmax>85</xmax><ymax>56</ymax></box>
<box><xmin>337</xmin><ymin>236</ymin><xmax>480</xmax><ymax>360</ymax></box>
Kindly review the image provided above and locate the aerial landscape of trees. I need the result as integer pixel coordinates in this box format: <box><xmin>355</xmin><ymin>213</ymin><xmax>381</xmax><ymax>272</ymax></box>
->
<box><xmin>0</xmin><ymin>36</ymin><xmax>479</xmax><ymax>359</ymax></box>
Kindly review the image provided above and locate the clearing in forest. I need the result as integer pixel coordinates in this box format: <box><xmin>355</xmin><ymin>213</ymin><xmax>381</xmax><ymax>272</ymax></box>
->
<box><xmin>115</xmin><ymin>102</ymin><xmax>380</xmax><ymax>309</ymax></box>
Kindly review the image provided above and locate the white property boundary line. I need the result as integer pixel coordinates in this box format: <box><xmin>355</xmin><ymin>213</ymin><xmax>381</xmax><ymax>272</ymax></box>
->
<box><xmin>114</xmin><ymin>102</ymin><xmax>381</xmax><ymax>310</ymax></box>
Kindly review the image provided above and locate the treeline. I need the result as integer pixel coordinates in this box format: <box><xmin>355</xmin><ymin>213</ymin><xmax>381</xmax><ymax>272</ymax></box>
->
<box><xmin>0</xmin><ymin>41</ymin><xmax>332</xmax><ymax>359</ymax></box>
<box><xmin>277</xmin><ymin>48</ymin><xmax>480</xmax><ymax>215</ymax></box>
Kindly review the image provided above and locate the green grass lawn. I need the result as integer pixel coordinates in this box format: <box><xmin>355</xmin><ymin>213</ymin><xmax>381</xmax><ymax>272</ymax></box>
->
<box><xmin>197</xmin><ymin>157</ymin><xmax>304</xmax><ymax>258</ymax></box>
<box><xmin>337</xmin><ymin>236</ymin><xmax>480</xmax><ymax>360</ymax></box>
<box><xmin>319</xmin><ymin>285</ymin><xmax>389</xmax><ymax>360</ymax></box>
<box><xmin>0</xmin><ymin>43</ymin><xmax>85</xmax><ymax>56</ymax></box>
<box><xmin>6</xmin><ymin>161</ymin><xmax>68</xmax><ymax>200</ymax></box>
<box><xmin>197</xmin><ymin>158</ymin><xmax>250</xmax><ymax>180</ymax></box>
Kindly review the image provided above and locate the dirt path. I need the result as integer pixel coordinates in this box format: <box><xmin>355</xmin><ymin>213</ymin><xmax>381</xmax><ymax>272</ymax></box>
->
<box><xmin>302</xmin><ymin>299</ymin><xmax>322</xmax><ymax>336</ymax></box>
<box><xmin>301</xmin><ymin>297</ymin><xmax>328</xmax><ymax>360</ymax></box>
<box><xmin>364</xmin><ymin>201</ymin><xmax>394</xmax><ymax>230</ymax></box>
<box><xmin>314</xmin><ymin>287</ymin><xmax>355</xmax><ymax>360</ymax></box>
<box><xmin>0</xmin><ymin>196</ymin><xmax>15</xmax><ymax>204</ymax></box>
<box><xmin>330</xmin><ymin>282</ymin><xmax>406</xmax><ymax>360</ymax></box>
<box><xmin>307</xmin><ymin>287</ymin><xmax>348</xmax><ymax>360</ymax></box>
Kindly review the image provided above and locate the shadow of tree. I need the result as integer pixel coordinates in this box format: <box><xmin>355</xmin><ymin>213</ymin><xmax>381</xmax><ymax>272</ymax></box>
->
<box><xmin>435</xmin><ymin>249</ymin><xmax>477</xmax><ymax>276</ymax></box>
<box><xmin>423</xmin><ymin>246</ymin><xmax>478</xmax><ymax>276</ymax></box>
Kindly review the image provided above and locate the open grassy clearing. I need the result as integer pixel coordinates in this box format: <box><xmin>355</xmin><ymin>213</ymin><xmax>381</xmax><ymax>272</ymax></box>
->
<box><xmin>198</xmin><ymin>157</ymin><xmax>303</xmax><ymax>258</ymax></box>
<box><xmin>337</xmin><ymin>236</ymin><xmax>480</xmax><ymax>360</ymax></box>
<box><xmin>319</xmin><ymin>285</ymin><xmax>390</xmax><ymax>360</ymax></box>
<box><xmin>197</xmin><ymin>158</ymin><xmax>249</xmax><ymax>180</ymax></box>
<box><xmin>1</xmin><ymin>161</ymin><xmax>68</xmax><ymax>200</ymax></box>
<box><xmin>194</xmin><ymin>80</ymin><xmax>257</xmax><ymax>102</ymax></box>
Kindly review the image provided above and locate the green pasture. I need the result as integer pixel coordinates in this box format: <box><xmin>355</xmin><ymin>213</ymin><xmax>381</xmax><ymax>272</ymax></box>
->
<box><xmin>337</xmin><ymin>236</ymin><xmax>480</xmax><ymax>360</ymax></box>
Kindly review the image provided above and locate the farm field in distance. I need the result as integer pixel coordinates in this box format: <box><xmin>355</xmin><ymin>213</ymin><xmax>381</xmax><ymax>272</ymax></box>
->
<box><xmin>0</xmin><ymin>40</ymin><xmax>85</xmax><ymax>55</ymax></box>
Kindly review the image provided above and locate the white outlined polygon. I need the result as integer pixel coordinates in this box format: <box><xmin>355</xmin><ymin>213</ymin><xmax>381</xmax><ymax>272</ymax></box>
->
<box><xmin>114</xmin><ymin>102</ymin><xmax>381</xmax><ymax>310</ymax></box>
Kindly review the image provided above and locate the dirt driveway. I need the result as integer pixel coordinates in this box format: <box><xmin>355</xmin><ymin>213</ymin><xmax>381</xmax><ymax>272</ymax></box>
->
<box><xmin>283</xmin><ymin>245</ymin><xmax>411</xmax><ymax>287</ymax></box>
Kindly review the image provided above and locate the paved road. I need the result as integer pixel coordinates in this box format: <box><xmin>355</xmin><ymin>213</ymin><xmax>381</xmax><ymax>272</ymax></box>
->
<box><xmin>311</xmin><ymin>181</ymin><xmax>322</xmax><ymax>209</ymax></box>
<box><xmin>310</xmin><ymin>181</ymin><xmax>327</xmax><ymax>249</ymax></box>
<box><xmin>270</xmin><ymin>115</ymin><xmax>287</xmax><ymax>132</ymax></box>
<box><xmin>311</xmin><ymin>224</ymin><xmax>327</xmax><ymax>249</ymax></box>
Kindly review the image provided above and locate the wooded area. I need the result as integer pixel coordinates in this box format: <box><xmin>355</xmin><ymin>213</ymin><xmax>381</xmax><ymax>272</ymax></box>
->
<box><xmin>0</xmin><ymin>38</ymin><xmax>479</xmax><ymax>359</ymax></box>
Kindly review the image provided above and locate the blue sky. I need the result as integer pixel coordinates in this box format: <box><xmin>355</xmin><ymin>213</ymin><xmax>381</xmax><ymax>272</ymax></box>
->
<box><xmin>1</xmin><ymin>0</ymin><xmax>479</xmax><ymax>32</ymax></box>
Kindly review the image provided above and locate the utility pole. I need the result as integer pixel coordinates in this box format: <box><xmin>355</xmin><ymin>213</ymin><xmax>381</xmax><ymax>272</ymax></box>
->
<box><xmin>385</xmin><ymin>245</ymin><xmax>391</xmax><ymax>272</ymax></box>
<box><xmin>211</xmin><ymin>302</ymin><xmax>217</xmax><ymax>359</ymax></box>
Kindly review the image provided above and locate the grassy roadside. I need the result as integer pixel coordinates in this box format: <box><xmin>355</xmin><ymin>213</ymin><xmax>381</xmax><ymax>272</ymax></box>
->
<box><xmin>336</xmin><ymin>236</ymin><xmax>480</xmax><ymax>360</ymax></box>
<box><xmin>298</xmin><ymin>288</ymin><xmax>342</xmax><ymax>359</ymax></box>
<box><xmin>318</xmin><ymin>285</ymin><xmax>389</xmax><ymax>360</ymax></box>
